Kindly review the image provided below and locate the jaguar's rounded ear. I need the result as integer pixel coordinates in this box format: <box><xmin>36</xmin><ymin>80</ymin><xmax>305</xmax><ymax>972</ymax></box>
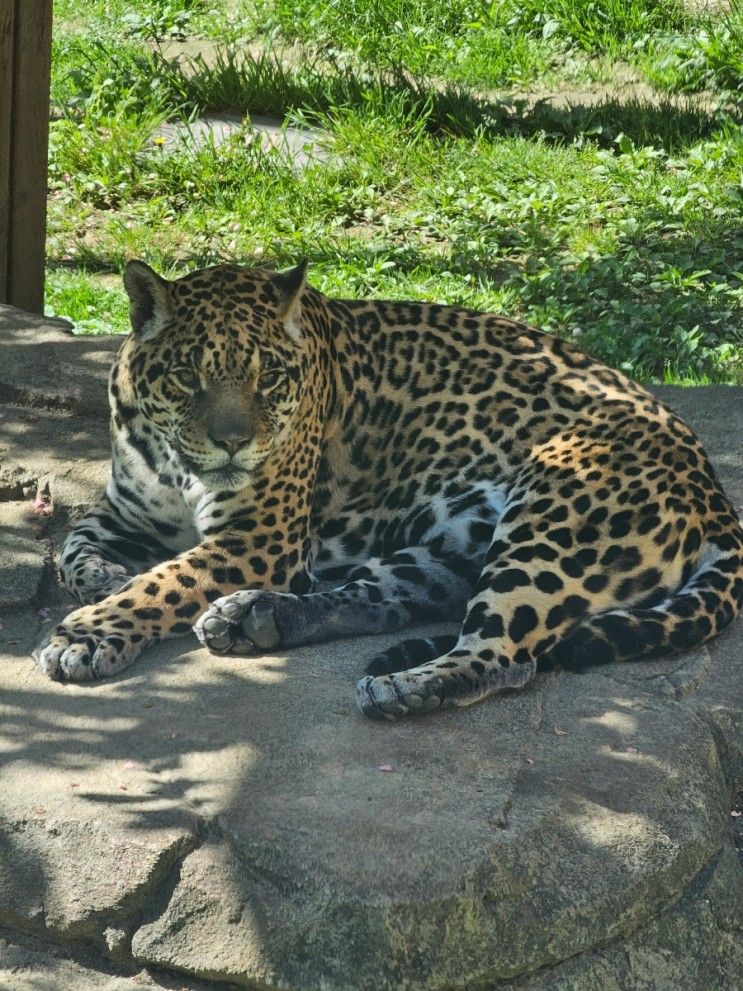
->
<box><xmin>274</xmin><ymin>260</ymin><xmax>308</xmax><ymax>341</ymax></box>
<box><xmin>275</xmin><ymin>259</ymin><xmax>308</xmax><ymax>308</ymax></box>
<box><xmin>123</xmin><ymin>260</ymin><xmax>173</xmax><ymax>341</ymax></box>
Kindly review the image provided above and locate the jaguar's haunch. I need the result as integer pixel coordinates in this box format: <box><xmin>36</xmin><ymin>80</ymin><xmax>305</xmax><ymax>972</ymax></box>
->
<box><xmin>34</xmin><ymin>260</ymin><xmax>743</xmax><ymax>719</ymax></box>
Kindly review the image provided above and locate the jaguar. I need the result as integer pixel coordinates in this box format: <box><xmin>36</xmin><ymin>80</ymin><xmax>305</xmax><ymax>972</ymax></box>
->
<box><xmin>34</xmin><ymin>259</ymin><xmax>743</xmax><ymax>720</ymax></box>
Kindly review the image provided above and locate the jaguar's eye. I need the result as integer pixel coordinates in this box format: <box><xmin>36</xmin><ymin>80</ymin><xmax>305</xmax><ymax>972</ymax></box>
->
<box><xmin>259</xmin><ymin>369</ymin><xmax>284</xmax><ymax>392</ymax></box>
<box><xmin>172</xmin><ymin>368</ymin><xmax>200</xmax><ymax>393</ymax></box>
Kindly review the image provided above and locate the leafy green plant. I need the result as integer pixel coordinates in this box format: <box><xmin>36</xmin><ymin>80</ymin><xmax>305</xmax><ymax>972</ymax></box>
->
<box><xmin>641</xmin><ymin>0</ymin><xmax>743</xmax><ymax>92</ymax></box>
<box><xmin>497</xmin><ymin>0</ymin><xmax>689</xmax><ymax>55</ymax></box>
<box><xmin>52</xmin><ymin>36</ymin><xmax>175</xmax><ymax>116</ymax></box>
<box><xmin>49</xmin><ymin>92</ymin><xmax>169</xmax><ymax>208</ymax></box>
<box><xmin>122</xmin><ymin>1</ymin><xmax>199</xmax><ymax>40</ymax></box>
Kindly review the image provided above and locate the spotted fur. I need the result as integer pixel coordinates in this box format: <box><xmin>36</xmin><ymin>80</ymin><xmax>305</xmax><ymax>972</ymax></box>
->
<box><xmin>34</xmin><ymin>260</ymin><xmax>743</xmax><ymax>720</ymax></box>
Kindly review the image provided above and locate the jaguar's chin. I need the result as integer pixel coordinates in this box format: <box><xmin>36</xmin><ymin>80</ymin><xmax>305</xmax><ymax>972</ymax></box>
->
<box><xmin>177</xmin><ymin>448</ymin><xmax>249</xmax><ymax>485</ymax></box>
<box><xmin>201</xmin><ymin>464</ymin><xmax>251</xmax><ymax>489</ymax></box>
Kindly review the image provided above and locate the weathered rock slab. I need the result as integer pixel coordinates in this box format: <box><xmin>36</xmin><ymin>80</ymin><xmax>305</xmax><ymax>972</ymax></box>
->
<box><xmin>0</xmin><ymin>501</ymin><xmax>49</xmax><ymax>613</ymax></box>
<box><xmin>0</xmin><ymin>926</ymin><xmax>234</xmax><ymax>990</ymax></box>
<box><xmin>0</xmin><ymin>307</ymin><xmax>741</xmax><ymax>990</ymax></box>
<box><xmin>0</xmin><ymin>799</ymin><xmax>196</xmax><ymax>950</ymax></box>
<box><xmin>505</xmin><ymin>845</ymin><xmax>743</xmax><ymax>991</ymax></box>
<box><xmin>128</xmin><ymin>671</ymin><xmax>734</xmax><ymax>989</ymax></box>
<box><xmin>0</xmin><ymin>306</ymin><xmax>114</xmax><ymax>417</ymax></box>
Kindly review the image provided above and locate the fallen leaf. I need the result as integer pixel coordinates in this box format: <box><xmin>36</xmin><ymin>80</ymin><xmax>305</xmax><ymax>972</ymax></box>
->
<box><xmin>117</xmin><ymin>782</ymin><xmax>128</xmax><ymax>791</ymax></box>
<box><xmin>69</xmin><ymin>782</ymin><xmax>80</xmax><ymax>789</ymax></box>
<box><xmin>377</xmin><ymin>764</ymin><xmax>394</xmax><ymax>772</ymax></box>
<box><xmin>123</xmin><ymin>760</ymin><xmax>137</xmax><ymax>770</ymax></box>
<box><xmin>625</xmin><ymin>746</ymin><xmax>639</xmax><ymax>754</ymax></box>
<box><xmin>732</xmin><ymin>810</ymin><xmax>741</xmax><ymax>818</ymax></box>
<box><xmin>32</xmin><ymin>806</ymin><xmax>46</xmax><ymax>815</ymax></box>
<box><xmin>553</xmin><ymin>726</ymin><xmax>567</xmax><ymax>736</ymax></box>
<box><xmin>525</xmin><ymin>757</ymin><xmax>535</xmax><ymax>765</ymax></box>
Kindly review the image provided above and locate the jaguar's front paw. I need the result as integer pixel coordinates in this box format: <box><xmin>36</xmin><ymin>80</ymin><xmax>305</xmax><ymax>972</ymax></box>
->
<box><xmin>34</xmin><ymin>612</ymin><xmax>144</xmax><ymax>682</ymax></box>
<box><xmin>194</xmin><ymin>590</ymin><xmax>295</xmax><ymax>655</ymax></box>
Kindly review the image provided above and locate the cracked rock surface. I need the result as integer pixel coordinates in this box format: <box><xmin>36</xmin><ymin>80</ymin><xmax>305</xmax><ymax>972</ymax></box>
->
<box><xmin>0</xmin><ymin>307</ymin><xmax>741</xmax><ymax>990</ymax></box>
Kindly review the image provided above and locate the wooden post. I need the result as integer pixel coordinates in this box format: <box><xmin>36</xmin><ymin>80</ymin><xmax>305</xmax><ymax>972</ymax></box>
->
<box><xmin>0</xmin><ymin>0</ymin><xmax>53</xmax><ymax>313</ymax></box>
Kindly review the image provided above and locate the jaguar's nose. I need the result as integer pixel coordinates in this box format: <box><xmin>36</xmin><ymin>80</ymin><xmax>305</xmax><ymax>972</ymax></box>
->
<box><xmin>205</xmin><ymin>387</ymin><xmax>255</xmax><ymax>456</ymax></box>
<box><xmin>209</xmin><ymin>433</ymin><xmax>251</xmax><ymax>457</ymax></box>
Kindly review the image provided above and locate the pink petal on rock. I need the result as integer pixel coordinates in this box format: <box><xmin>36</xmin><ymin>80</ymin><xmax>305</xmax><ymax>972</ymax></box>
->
<box><xmin>30</xmin><ymin>493</ymin><xmax>52</xmax><ymax>514</ymax></box>
<box><xmin>377</xmin><ymin>764</ymin><xmax>394</xmax><ymax>772</ymax></box>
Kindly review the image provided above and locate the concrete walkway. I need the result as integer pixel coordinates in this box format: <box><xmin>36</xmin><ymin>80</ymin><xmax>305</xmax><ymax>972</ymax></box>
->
<box><xmin>0</xmin><ymin>306</ymin><xmax>741</xmax><ymax>990</ymax></box>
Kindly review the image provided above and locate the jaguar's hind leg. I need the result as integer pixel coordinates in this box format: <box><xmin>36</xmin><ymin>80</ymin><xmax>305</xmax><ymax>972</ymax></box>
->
<box><xmin>364</xmin><ymin>635</ymin><xmax>459</xmax><ymax>677</ymax></box>
<box><xmin>357</xmin><ymin>482</ymin><xmax>685</xmax><ymax>719</ymax></box>
<box><xmin>60</xmin><ymin>495</ymin><xmax>172</xmax><ymax>603</ymax></box>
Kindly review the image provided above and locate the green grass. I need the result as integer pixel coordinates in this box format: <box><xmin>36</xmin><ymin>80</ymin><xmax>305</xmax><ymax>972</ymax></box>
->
<box><xmin>46</xmin><ymin>0</ymin><xmax>743</xmax><ymax>383</ymax></box>
<box><xmin>246</xmin><ymin>0</ymin><xmax>691</xmax><ymax>83</ymax></box>
<box><xmin>45</xmin><ymin>270</ymin><xmax>131</xmax><ymax>334</ymax></box>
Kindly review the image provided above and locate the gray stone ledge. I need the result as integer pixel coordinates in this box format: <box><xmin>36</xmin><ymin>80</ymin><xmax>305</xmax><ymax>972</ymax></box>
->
<box><xmin>0</xmin><ymin>305</ymin><xmax>741</xmax><ymax>990</ymax></box>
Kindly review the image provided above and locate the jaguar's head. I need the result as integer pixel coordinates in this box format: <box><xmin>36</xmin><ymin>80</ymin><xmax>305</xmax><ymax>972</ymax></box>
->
<box><xmin>118</xmin><ymin>259</ymin><xmax>310</xmax><ymax>488</ymax></box>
